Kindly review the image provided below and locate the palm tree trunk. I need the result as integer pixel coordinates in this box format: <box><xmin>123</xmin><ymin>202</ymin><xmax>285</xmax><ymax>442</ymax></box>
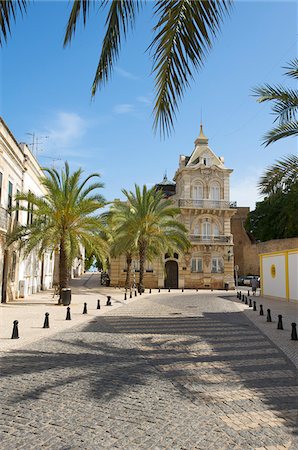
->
<box><xmin>125</xmin><ymin>252</ymin><xmax>132</xmax><ymax>289</ymax></box>
<box><xmin>58</xmin><ymin>239</ymin><xmax>69</xmax><ymax>303</ymax></box>
<box><xmin>138</xmin><ymin>242</ymin><xmax>146</xmax><ymax>293</ymax></box>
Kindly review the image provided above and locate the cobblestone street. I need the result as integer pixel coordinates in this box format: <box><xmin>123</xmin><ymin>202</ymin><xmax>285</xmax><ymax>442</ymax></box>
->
<box><xmin>0</xmin><ymin>290</ymin><xmax>297</xmax><ymax>449</ymax></box>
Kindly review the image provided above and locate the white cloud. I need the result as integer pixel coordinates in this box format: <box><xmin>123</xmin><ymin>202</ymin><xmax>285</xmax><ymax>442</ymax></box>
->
<box><xmin>115</xmin><ymin>67</ymin><xmax>139</xmax><ymax>80</ymax></box>
<box><xmin>113</xmin><ymin>104</ymin><xmax>134</xmax><ymax>114</ymax></box>
<box><xmin>137</xmin><ymin>95</ymin><xmax>152</xmax><ymax>106</ymax></box>
<box><xmin>46</xmin><ymin>112</ymin><xmax>86</xmax><ymax>147</ymax></box>
<box><xmin>230</xmin><ymin>172</ymin><xmax>264</xmax><ymax>211</ymax></box>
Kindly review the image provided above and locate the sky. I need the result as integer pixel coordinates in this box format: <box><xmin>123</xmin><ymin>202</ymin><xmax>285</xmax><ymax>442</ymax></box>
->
<box><xmin>1</xmin><ymin>0</ymin><xmax>297</xmax><ymax>210</ymax></box>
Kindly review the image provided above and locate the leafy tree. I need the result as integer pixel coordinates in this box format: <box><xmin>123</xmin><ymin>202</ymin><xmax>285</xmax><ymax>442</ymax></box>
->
<box><xmin>0</xmin><ymin>0</ymin><xmax>232</xmax><ymax>136</ymax></box>
<box><xmin>246</xmin><ymin>155</ymin><xmax>298</xmax><ymax>241</ymax></box>
<box><xmin>112</xmin><ymin>184</ymin><xmax>190</xmax><ymax>291</ymax></box>
<box><xmin>7</xmin><ymin>162</ymin><xmax>108</xmax><ymax>300</ymax></box>
<box><xmin>253</xmin><ymin>59</ymin><xmax>298</xmax><ymax>146</ymax></box>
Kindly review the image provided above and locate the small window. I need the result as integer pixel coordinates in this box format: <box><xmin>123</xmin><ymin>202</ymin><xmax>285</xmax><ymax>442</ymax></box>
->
<box><xmin>191</xmin><ymin>257</ymin><xmax>203</xmax><ymax>273</ymax></box>
<box><xmin>8</xmin><ymin>181</ymin><xmax>13</xmax><ymax>212</ymax></box>
<box><xmin>16</xmin><ymin>189</ymin><xmax>20</xmax><ymax>222</ymax></box>
<box><xmin>211</xmin><ymin>258</ymin><xmax>224</xmax><ymax>273</ymax></box>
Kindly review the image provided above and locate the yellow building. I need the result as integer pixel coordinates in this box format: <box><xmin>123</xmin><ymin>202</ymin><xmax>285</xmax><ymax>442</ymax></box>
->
<box><xmin>109</xmin><ymin>125</ymin><xmax>236</xmax><ymax>290</ymax></box>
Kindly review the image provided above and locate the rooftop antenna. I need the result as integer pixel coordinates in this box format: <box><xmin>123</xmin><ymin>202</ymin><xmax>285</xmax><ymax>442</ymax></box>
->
<box><xmin>26</xmin><ymin>133</ymin><xmax>49</xmax><ymax>156</ymax></box>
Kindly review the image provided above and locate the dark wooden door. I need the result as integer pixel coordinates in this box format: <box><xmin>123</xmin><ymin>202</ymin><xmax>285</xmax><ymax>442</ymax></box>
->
<box><xmin>164</xmin><ymin>260</ymin><xmax>178</xmax><ymax>289</ymax></box>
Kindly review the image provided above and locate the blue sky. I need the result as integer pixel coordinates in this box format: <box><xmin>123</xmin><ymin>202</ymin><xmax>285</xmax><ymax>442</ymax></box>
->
<box><xmin>1</xmin><ymin>0</ymin><xmax>297</xmax><ymax>209</ymax></box>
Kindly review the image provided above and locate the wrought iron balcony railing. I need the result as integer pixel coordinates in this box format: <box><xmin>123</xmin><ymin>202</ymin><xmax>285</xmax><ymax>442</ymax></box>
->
<box><xmin>179</xmin><ymin>199</ymin><xmax>230</xmax><ymax>209</ymax></box>
<box><xmin>189</xmin><ymin>234</ymin><xmax>232</xmax><ymax>244</ymax></box>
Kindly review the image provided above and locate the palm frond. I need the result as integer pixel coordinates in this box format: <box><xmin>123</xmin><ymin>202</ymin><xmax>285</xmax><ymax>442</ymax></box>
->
<box><xmin>91</xmin><ymin>0</ymin><xmax>141</xmax><ymax>96</ymax></box>
<box><xmin>284</xmin><ymin>58</ymin><xmax>298</xmax><ymax>79</ymax></box>
<box><xmin>263</xmin><ymin>121</ymin><xmax>298</xmax><ymax>147</ymax></box>
<box><xmin>0</xmin><ymin>0</ymin><xmax>28</xmax><ymax>46</ymax></box>
<box><xmin>63</xmin><ymin>0</ymin><xmax>97</xmax><ymax>46</ymax></box>
<box><xmin>149</xmin><ymin>0</ymin><xmax>231</xmax><ymax>137</ymax></box>
<box><xmin>258</xmin><ymin>154</ymin><xmax>298</xmax><ymax>195</ymax></box>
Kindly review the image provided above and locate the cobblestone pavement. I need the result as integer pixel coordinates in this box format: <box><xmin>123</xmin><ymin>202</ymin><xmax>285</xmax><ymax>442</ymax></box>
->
<box><xmin>0</xmin><ymin>292</ymin><xmax>297</xmax><ymax>449</ymax></box>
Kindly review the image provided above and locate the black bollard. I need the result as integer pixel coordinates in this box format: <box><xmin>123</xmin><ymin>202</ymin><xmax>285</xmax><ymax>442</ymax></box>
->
<box><xmin>196</xmin><ymin>288</ymin><xmax>198</xmax><ymax>292</ymax></box>
<box><xmin>158</xmin><ymin>288</ymin><xmax>160</xmax><ymax>293</ymax></box>
<box><xmin>266</xmin><ymin>309</ymin><xmax>272</xmax><ymax>322</ymax></box>
<box><xmin>149</xmin><ymin>288</ymin><xmax>151</xmax><ymax>294</ymax></box>
<box><xmin>168</xmin><ymin>288</ymin><xmax>170</xmax><ymax>293</ymax></box>
<box><xmin>83</xmin><ymin>302</ymin><xmax>87</xmax><ymax>314</ymax></box>
<box><xmin>291</xmin><ymin>323</ymin><xmax>297</xmax><ymax>340</ymax></box>
<box><xmin>182</xmin><ymin>288</ymin><xmax>184</xmax><ymax>292</ymax></box>
<box><xmin>106</xmin><ymin>296</ymin><xmax>112</xmax><ymax>306</ymax></box>
<box><xmin>247</xmin><ymin>290</ymin><xmax>250</xmax><ymax>297</ymax></box>
<box><xmin>253</xmin><ymin>301</ymin><xmax>257</xmax><ymax>311</ymax></box>
<box><xmin>259</xmin><ymin>304</ymin><xmax>264</xmax><ymax>316</ymax></box>
<box><xmin>11</xmin><ymin>320</ymin><xmax>19</xmax><ymax>339</ymax></box>
<box><xmin>242</xmin><ymin>294</ymin><xmax>245</xmax><ymax>302</ymax></box>
<box><xmin>97</xmin><ymin>299</ymin><xmax>101</xmax><ymax>309</ymax></box>
<box><xmin>245</xmin><ymin>296</ymin><xmax>248</xmax><ymax>305</ymax></box>
<box><xmin>43</xmin><ymin>312</ymin><xmax>49</xmax><ymax>329</ymax></box>
<box><xmin>66</xmin><ymin>307</ymin><xmax>71</xmax><ymax>320</ymax></box>
<box><xmin>249</xmin><ymin>297</ymin><xmax>252</xmax><ymax>308</ymax></box>
<box><xmin>135</xmin><ymin>290</ymin><xmax>137</xmax><ymax>297</ymax></box>
<box><xmin>124</xmin><ymin>293</ymin><xmax>127</xmax><ymax>300</ymax></box>
<box><xmin>130</xmin><ymin>291</ymin><xmax>132</xmax><ymax>299</ymax></box>
<box><xmin>277</xmin><ymin>315</ymin><xmax>283</xmax><ymax>330</ymax></box>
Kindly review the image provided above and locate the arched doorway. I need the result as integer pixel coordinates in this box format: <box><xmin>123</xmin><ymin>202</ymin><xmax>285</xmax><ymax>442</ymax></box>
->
<box><xmin>164</xmin><ymin>260</ymin><xmax>178</xmax><ymax>289</ymax></box>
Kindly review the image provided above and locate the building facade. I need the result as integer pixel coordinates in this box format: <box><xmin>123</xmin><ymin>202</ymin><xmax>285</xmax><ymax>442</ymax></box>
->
<box><xmin>0</xmin><ymin>118</ymin><xmax>54</xmax><ymax>302</ymax></box>
<box><xmin>110</xmin><ymin>125</ymin><xmax>236</xmax><ymax>289</ymax></box>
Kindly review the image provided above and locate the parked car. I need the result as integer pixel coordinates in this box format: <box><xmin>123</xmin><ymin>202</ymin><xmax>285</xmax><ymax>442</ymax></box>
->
<box><xmin>239</xmin><ymin>275</ymin><xmax>259</xmax><ymax>287</ymax></box>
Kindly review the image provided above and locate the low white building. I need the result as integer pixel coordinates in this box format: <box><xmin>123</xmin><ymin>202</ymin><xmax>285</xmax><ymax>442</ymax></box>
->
<box><xmin>0</xmin><ymin>118</ymin><xmax>54</xmax><ymax>301</ymax></box>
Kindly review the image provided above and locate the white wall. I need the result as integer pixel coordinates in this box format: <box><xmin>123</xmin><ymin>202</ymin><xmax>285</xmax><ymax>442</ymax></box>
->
<box><xmin>289</xmin><ymin>252</ymin><xmax>298</xmax><ymax>301</ymax></box>
<box><xmin>262</xmin><ymin>254</ymin><xmax>286</xmax><ymax>299</ymax></box>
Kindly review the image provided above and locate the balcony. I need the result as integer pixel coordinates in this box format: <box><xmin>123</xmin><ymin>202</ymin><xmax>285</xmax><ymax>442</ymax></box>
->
<box><xmin>0</xmin><ymin>206</ymin><xmax>9</xmax><ymax>231</ymax></box>
<box><xmin>179</xmin><ymin>199</ymin><xmax>230</xmax><ymax>209</ymax></box>
<box><xmin>189</xmin><ymin>234</ymin><xmax>232</xmax><ymax>244</ymax></box>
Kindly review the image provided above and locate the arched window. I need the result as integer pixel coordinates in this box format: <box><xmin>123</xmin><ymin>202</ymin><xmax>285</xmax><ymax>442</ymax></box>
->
<box><xmin>191</xmin><ymin>182</ymin><xmax>203</xmax><ymax>199</ymax></box>
<box><xmin>210</xmin><ymin>181</ymin><xmax>220</xmax><ymax>201</ymax></box>
<box><xmin>193</xmin><ymin>224</ymin><xmax>200</xmax><ymax>236</ymax></box>
<box><xmin>213</xmin><ymin>223</ymin><xmax>220</xmax><ymax>237</ymax></box>
<box><xmin>202</xmin><ymin>220</ymin><xmax>211</xmax><ymax>240</ymax></box>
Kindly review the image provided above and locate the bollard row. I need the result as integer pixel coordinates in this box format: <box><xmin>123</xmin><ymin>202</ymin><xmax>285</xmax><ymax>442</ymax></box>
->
<box><xmin>236</xmin><ymin>290</ymin><xmax>297</xmax><ymax>341</ymax></box>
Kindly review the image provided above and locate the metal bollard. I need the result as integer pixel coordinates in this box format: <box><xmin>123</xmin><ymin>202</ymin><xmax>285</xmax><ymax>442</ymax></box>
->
<box><xmin>182</xmin><ymin>288</ymin><xmax>184</xmax><ymax>292</ymax></box>
<box><xmin>242</xmin><ymin>294</ymin><xmax>245</xmax><ymax>302</ymax></box>
<box><xmin>130</xmin><ymin>291</ymin><xmax>132</xmax><ymax>299</ymax></box>
<box><xmin>97</xmin><ymin>299</ymin><xmax>101</xmax><ymax>309</ymax></box>
<box><xmin>259</xmin><ymin>304</ymin><xmax>264</xmax><ymax>316</ymax></box>
<box><xmin>11</xmin><ymin>320</ymin><xmax>19</xmax><ymax>339</ymax></box>
<box><xmin>43</xmin><ymin>312</ymin><xmax>49</xmax><ymax>328</ymax></box>
<box><xmin>277</xmin><ymin>315</ymin><xmax>283</xmax><ymax>330</ymax></box>
<box><xmin>124</xmin><ymin>293</ymin><xmax>127</xmax><ymax>300</ymax></box>
<box><xmin>249</xmin><ymin>297</ymin><xmax>252</xmax><ymax>308</ymax></box>
<box><xmin>66</xmin><ymin>307</ymin><xmax>71</xmax><ymax>320</ymax></box>
<box><xmin>135</xmin><ymin>290</ymin><xmax>137</xmax><ymax>297</ymax></box>
<box><xmin>245</xmin><ymin>296</ymin><xmax>248</xmax><ymax>305</ymax></box>
<box><xmin>253</xmin><ymin>301</ymin><xmax>257</xmax><ymax>311</ymax></box>
<box><xmin>168</xmin><ymin>288</ymin><xmax>170</xmax><ymax>292</ymax></box>
<box><xmin>291</xmin><ymin>323</ymin><xmax>297</xmax><ymax>340</ymax></box>
<box><xmin>266</xmin><ymin>309</ymin><xmax>272</xmax><ymax>322</ymax></box>
<box><xmin>149</xmin><ymin>288</ymin><xmax>151</xmax><ymax>294</ymax></box>
<box><xmin>83</xmin><ymin>302</ymin><xmax>87</xmax><ymax>314</ymax></box>
<box><xmin>106</xmin><ymin>296</ymin><xmax>112</xmax><ymax>306</ymax></box>
<box><xmin>247</xmin><ymin>290</ymin><xmax>250</xmax><ymax>297</ymax></box>
<box><xmin>158</xmin><ymin>288</ymin><xmax>160</xmax><ymax>293</ymax></box>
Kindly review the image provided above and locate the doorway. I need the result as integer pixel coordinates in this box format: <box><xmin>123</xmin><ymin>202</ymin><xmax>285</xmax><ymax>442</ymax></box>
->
<box><xmin>164</xmin><ymin>260</ymin><xmax>178</xmax><ymax>289</ymax></box>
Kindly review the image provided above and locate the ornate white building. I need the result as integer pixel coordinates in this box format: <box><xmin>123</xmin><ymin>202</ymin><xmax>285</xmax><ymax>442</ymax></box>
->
<box><xmin>110</xmin><ymin>125</ymin><xmax>235</xmax><ymax>289</ymax></box>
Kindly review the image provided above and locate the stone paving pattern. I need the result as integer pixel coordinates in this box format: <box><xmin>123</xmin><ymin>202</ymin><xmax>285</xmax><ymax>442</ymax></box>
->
<box><xmin>0</xmin><ymin>290</ymin><xmax>297</xmax><ymax>449</ymax></box>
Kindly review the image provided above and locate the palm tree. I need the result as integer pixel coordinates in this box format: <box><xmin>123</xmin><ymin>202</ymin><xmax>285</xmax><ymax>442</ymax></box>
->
<box><xmin>253</xmin><ymin>59</ymin><xmax>298</xmax><ymax>146</ymax></box>
<box><xmin>0</xmin><ymin>0</ymin><xmax>232</xmax><ymax>136</ymax></box>
<box><xmin>113</xmin><ymin>184</ymin><xmax>190</xmax><ymax>292</ymax></box>
<box><xmin>7</xmin><ymin>162</ymin><xmax>108</xmax><ymax>300</ymax></box>
<box><xmin>258</xmin><ymin>154</ymin><xmax>298</xmax><ymax>196</ymax></box>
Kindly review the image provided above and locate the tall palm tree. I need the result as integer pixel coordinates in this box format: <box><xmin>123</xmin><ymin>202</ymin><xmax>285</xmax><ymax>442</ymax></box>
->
<box><xmin>114</xmin><ymin>184</ymin><xmax>190</xmax><ymax>292</ymax></box>
<box><xmin>258</xmin><ymin>154</ymin><xmax>298</xmax><ymax>196</ymax></box>
<box><xmin>253</xmin><ymin>59</ymin><xmax>298</xmax><ymax>146</ymax></box>
<box><xmin>0</xmin><ymin>0</ymin><xmax>232</xmax><ymax>136</ymax></box>
<box><xmin>7</xmin><ymin>162</ymin><xmax>108</xmax><ymax>300</ymax></box>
